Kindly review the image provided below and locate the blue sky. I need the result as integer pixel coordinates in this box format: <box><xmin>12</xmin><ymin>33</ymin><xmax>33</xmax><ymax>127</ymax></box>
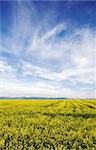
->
<box><xmin>0</xmin><ymin>1</ymin><xmax>96</xmax><ymax>98</ymax></box>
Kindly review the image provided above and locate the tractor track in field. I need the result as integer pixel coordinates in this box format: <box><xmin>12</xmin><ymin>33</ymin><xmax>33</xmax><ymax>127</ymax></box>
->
<box><xmin>41</xmin><ymin>112</ymin><xmax>96</xmax><ymax>118</ymax></box>
<box><xmin>79</xmin><ymin>101</ymin><xmax>96</xmax><ymax>110</ymax></box>
<box><xmin>70</xmin><ymin>101</ymin><xmax>83</xmax><ymax>113</ymax></box>
<box><xmin>42</xmin><ymin>100</ymin><xmax>63</xmax><ymax>108</ymax></box>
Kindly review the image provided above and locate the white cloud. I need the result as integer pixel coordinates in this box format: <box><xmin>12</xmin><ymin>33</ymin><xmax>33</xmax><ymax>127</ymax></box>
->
<box><xmin>41</xmin><ymin>24</ymin><xmax>66</xmax><ymax>41</ymax></box>
<box><xmin>0</xmin><ymin>60</ymin><xmax>95</xmax><ymax>98</ymax></box>
<box><xmin>20</xmin><ymin>59</ymin><xmax>95</xmax><ymax>86</ymax></box>
<box><xmin>0</xmin><ymin>60</ymin><xmax>15</xmax><ymax>75</ymax></box>
<box><xmin>0</xmin><ymin>77</ymin><xmax>95</xmax><ymax>98</ymax></box>
<box><xmin>0</xmin><ymin>2</ymin><xmax>96</xmax><ymax>98</ymax></box>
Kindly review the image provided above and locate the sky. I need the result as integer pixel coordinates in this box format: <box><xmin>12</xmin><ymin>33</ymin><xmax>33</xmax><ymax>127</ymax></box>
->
<box><xmin>0</xmin><ymin>1</ymin><xmax>96</xmax><ymax>98</ymax></box>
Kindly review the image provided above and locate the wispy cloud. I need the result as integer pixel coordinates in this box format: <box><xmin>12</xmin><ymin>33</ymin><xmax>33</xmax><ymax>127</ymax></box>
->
<box><xmin>0</xmin><ymin>1</ymin><xmax>95</xmax><ymax>98</ymax></box>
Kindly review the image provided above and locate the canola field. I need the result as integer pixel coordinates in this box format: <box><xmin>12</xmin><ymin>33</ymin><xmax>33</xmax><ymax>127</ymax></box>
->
<box><xmin>0</xmin><ymin>99</ymin><xmax>96</xmax><ymax>150</ymax></box>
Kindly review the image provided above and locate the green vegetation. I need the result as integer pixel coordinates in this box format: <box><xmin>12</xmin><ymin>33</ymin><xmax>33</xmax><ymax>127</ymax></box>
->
<box><xmin>0</xmin><ymin>99</ymin><xmax>96</xmax><ymax>150</ymax></box>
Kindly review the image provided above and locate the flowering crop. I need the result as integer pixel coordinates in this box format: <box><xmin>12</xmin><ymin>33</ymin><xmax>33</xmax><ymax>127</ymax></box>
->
<box><xmin>0</xmin><ymin>99</ymin><xmax>96</xmax><ymax>149</ymax></box>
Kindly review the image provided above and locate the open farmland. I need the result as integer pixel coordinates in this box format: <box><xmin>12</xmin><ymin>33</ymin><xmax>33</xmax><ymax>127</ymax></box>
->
<box><xmin>0</xmin><ymin>99</ymin><xmax>96</xmax><ymax>150</ymax></box>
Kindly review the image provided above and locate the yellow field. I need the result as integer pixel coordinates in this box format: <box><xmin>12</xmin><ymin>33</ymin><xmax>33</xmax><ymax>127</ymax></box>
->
<box><xmin>0</xmin><ymin>99</ymin><xmax>96</xmax><ymax>149</ymax></box>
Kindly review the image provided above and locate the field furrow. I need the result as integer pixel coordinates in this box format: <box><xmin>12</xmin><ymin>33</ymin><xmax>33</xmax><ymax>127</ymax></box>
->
<box><xmin>0</xmin><ymin>99</ymin><xmax>96</xmax><ymax>150</ymax></box>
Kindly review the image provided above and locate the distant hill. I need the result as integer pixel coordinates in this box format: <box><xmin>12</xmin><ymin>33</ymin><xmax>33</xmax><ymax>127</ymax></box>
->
<box><xmin>0</xmin><ymin>97</ymin><xmax>67</xmax><ymax>100</ymax></box>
